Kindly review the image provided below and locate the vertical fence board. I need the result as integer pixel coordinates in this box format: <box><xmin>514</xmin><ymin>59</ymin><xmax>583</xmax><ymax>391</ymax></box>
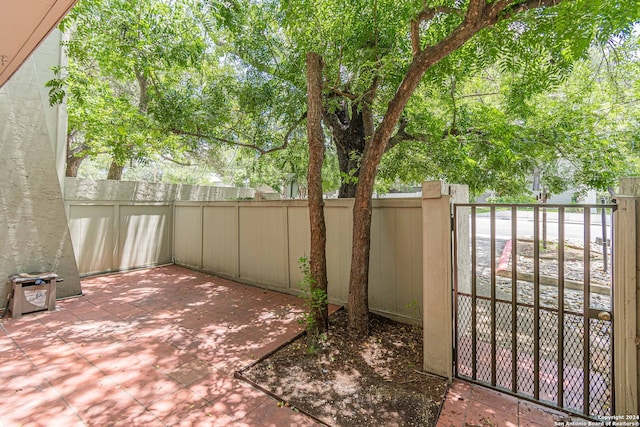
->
<box><xmin>118</xmin><ymin>205</ymin><xmax>172</xmax><ymax>270</ymax></box>
<box><xmin>238</xmin><ymin>206</ymin><xmax>288</xmax><ymax>287</ymax></box>
<box><xmin>174</xmin><ymin>205</ymin><xmax>203</xmax><ymax>269</ymax></box>
<box><xmin>202</xmin><ymin>206</ymin><xmax>238</xmax><ymax>277</ymax></box>
<box><xmin>68</xmin><ymin>205</ymin><xmax>115</xmax><ymax>275</ymax></box>
<box><xmin>325</xmin><ymin>203</ymin><xmax>353</xmax><ymax>305</ymax></box>
<box><xmin>286</xmin><ymin>206</ymin><xmax>310</xmax><ymax>289</ymax></box>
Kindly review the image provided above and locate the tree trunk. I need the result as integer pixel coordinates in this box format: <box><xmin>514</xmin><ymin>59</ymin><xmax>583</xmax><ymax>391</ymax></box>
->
<box><xmin>306</xmin><ymin>52</ymin><xmax>329</xmax><ymax>338</ymax></box>
<box><xmin>346</xmin><ymin>1</ymin><xmax>512</xmax><ymax>336</ymax></box>
<box><xmin>66</xmin><ymin>155</ymin><xmax>85</xmax><ymax>177</ymax></box>
<box><xmin>324</xmin><ymin>101</ymin><xmax>369</xmax><ymax>199</ymax></box>
<box><xmin>65</xmin><ymin>131</ymin><xmax>87</xmax><ymax>177</ymax></box>
<box><xmin>107</xmin><ymin>161</ymin><xmax>124</xmax><ymax>180</ymax></box>
<box><xmin>335</xmin><ymin>140</ymin><xmax>360</xmax><ymax>198</ymax></box>
<box><xmin>136</xmin><ymin>70</ymin><xmax>149</xmax><ymax>113</ymax></box>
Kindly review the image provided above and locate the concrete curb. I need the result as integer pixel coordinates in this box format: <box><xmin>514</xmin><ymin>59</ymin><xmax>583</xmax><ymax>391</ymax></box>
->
<box><xmin>495</xmin><ymin>239</ymin><xmax>610</xmax><ymax>296</ymax></box>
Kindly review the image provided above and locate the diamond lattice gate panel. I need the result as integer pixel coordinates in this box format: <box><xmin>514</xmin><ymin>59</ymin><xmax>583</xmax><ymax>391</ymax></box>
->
<box><xmin>452</xmin><ymin>204</ymin><xmax>614</xmax><ymax>419</ymax></box>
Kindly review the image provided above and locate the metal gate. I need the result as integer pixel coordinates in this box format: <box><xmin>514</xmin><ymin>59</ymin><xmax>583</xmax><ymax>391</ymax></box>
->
<box><xmin>452</xmin><ymin>203</ymin><xmax>615</xmax><ymax>418</ymax></box>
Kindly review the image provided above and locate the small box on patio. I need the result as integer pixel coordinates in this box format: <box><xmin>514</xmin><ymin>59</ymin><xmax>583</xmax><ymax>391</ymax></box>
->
<box><xmin>8</xmin><ymin>272</ymin><xmax>57</xmax><ymax>318</ymax></box>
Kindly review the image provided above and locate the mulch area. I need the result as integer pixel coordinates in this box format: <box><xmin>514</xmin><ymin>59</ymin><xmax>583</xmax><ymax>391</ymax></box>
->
<box><xmin>239</xmin><ymin>309</ymin><xmax>448</xmax><ymax>427</ymax></box>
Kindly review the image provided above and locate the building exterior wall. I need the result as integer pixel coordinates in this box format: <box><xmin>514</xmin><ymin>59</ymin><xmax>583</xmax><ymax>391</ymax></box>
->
<box><xmin>0</xmin><ymin>29</ymin><xmax>81</xmax><ymax>299</ymax></box>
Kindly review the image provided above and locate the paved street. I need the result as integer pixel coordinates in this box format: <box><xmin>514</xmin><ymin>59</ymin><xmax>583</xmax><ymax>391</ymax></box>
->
<box><xmin>471</xmin><ymin>208</ymin><xmax>612</xmax><ymax>243</ymax></box>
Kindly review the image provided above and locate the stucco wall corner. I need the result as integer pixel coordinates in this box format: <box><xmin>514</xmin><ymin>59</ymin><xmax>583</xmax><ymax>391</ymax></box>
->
<box><xmin>0</xmin><ymin>31</ymin><xmax>81</xmax><ymax>302</ymax></box>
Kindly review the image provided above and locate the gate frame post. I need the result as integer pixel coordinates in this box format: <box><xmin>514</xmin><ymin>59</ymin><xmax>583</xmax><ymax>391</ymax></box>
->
<box><xmin>614</xmin><ymin>178</ymin><xmax>640</xmax><ymax>414</ymax></box>
<box><xmin>422</xmin><ymin>181</ymin><xmax>468</xmax><ymax>380</ymax></box>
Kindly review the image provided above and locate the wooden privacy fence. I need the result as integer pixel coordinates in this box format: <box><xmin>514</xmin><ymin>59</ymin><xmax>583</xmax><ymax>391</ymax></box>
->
<box><xmin>64</xmin><ymin>177</ymin><xmax>424</xmax><ymax>324</ymax></box>
<box><xmin>173</xmin><ymin>199</ymin><xmax>423</xmax><ymax>324</ymax></box>
<box><xmin>66</xmin><ymin>202</ymin><xmax>174</xmax><ymax>276</ymax></box>
<box><xmin>64</xmin><ymin>178</ymin><xmax>253</xmax><ymax>276</ymax></box>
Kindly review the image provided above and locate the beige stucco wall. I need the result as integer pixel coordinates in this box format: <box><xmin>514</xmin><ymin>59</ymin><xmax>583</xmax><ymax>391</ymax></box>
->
<box><xmin>0</xmin><ymin>29</ymin><xmax>81</xmax><ymax>299</ymax></box>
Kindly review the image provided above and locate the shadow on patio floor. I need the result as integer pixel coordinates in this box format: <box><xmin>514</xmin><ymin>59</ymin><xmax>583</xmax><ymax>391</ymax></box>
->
<box><xmin>0</xmin><ymin>264</ymin><xmax>589</xmax><ymax>426</ymax></box>
<box><xmin>0</xmin><ymin>265</ymin><xmax>323</xmax><ymax>426</ymax></box>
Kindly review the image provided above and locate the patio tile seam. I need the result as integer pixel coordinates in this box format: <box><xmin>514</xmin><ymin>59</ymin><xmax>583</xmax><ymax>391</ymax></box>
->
<box><xmin>22</xmin><ymin>323</ymin><xmax>171</xmax><ymax>425</ymax></box>
<box><xmin>442</xmin><ymin>381</ymin><xmax>588</xmax><ymax>427</ymax></box>
<box><xmin>516</xmin><ymin>400</ymin><xmax>575</xmax><ymax>424</ymax></box>
<box><xmin>0</xmin><ymin>322</ymin><xmax>52</xmax><ymax>371</ymax></box>
<box><xmin>82</xmin><ymin>338</ymin><xmax>240</xmax><ymax>416</ymax></box>
<box><xmin>59</xmin><ymin>365</ymin><xmax>169</xmax><ymax>426</ymax></box>
<box><xmin>19</xmin><ymin>365</ymin><xmax>90</xmax><ymax>427</ymax></box>
<box><xmin>0</xmin><ymin>347</ymin><xmax>84</xmax><ymax>426</ymax></box>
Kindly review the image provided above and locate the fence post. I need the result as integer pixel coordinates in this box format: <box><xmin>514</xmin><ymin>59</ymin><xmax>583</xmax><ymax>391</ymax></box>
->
<box><xmin>422</xmin><ymin>181</ymin><xmax>468</xmax><ymax>380</ymax></box>
<box><xmin>614</xmin><ymin>178</ymin><xmax>640</xmax><ymax>414</ymax></box>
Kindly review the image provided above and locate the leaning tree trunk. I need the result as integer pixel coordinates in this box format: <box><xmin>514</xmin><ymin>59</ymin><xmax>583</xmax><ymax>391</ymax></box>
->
<box><xmin>305</xmin><ymin>52</ymin><xmax>329</xmax><ymax>339</ymax></box>
<box><xmin>107</xmin><ymin>161</ymin><xmax>124</xmax><ymax>180</ymax></box>
<box><xmin>347</xmin><ymin>0</ymin><xmax>520</xmax><ymax>336</ymax></box>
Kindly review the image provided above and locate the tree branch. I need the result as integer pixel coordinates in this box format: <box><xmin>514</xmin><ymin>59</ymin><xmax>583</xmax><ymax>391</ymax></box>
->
<box><xmin>135</xmin><ymin>70</ymin><xmax>149</xmax><ymax>114</ymax></box>
<box><xmin>160</xmin><ymin>154</ymin><xmax>194</xmax><ymax>166</ymax></box>
<box><xmin>68</xmin><ymin>143</ymin><xmax>89</xmax><ymax>157</ymax></box>
<box><xmin>490</xmin><ymin>0</ymin><xmax>516</xmax><ymax>15</ymax></box>
<box><xmin>466</xmin><ymin>0</ymin><xmax>488</xmax><ymax>22</ymax></box>
<box><xmin>385</xmin><ymin>117</ymin><xmax>428</xmax><ymax>153</ymax></box>
<box><xmin>411</xmin><ymin>20</ymin><xmax>421</xmax><ymax>56</ymax></box>
<box><xmin>362</xmin><ymin>76</ymin><xmax>379</xmax><ymax>139</ymax></box>
<box><xmin>495</xmin><ymin>0</ymin><xmax>565</xmax><ymax>22</ymax></box>
<box><xmin>458</xmin><ymin>91</ymin><xmax>501</xmax><ymax>99</ymax></box>
<box><xmin>417</xmin><ymin>6</ymin><xmax>463</xmax><ymax>22</ymax></box>
<box><xmin>412</xmin><ymin>6</ymin><xmax>464</xmax><ymax>55</ymax></box>
<box><xmin>168</xmin><ymin>113</ymin><xmax>306</xmax><ymax>156</ymax></box>
<box><xmin>282</xmin><ymin>112</ymin><xmax>308</xmax><ymax>149</ymax></box>
<box><xmin>324</xmin><ymin>108</ymin><xmax>350</xmax><ymax>133</ymax></box>
<box><xmin>329</xmin><ymin>87</ymin><xmax>358</xmax><ymax>100</ymax></box>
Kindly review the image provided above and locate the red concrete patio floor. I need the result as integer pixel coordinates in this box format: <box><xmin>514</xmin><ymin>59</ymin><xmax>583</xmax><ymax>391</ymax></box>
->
<box><xmin>0</xmin><ymin>264</ymin><xmax>586</xmax><ymax>426</ymax></box>
<box><xmin>437</xmin><ymin>379</ymin><xmax>589</xmax><ymax>427</ymax></box>
<box><xmin>0</xmin><ymin>265</ymin><xmax>323</xmax><ymax>426</ymax></box>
